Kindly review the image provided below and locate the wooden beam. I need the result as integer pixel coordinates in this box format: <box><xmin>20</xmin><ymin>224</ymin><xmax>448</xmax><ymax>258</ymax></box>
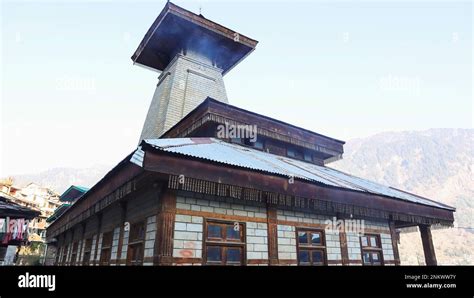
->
<box><xmin>338</xmin><ymin>219</ymin><xmax>349</xmax><ymax>266</ymax></box>
<box><xmin>267</xmin><ymin>206</ymin><xmax>279</xmax><ymax>265</ymax></box>
<box><xmin>143</xmin><ymin>151</ymin><xmax>454</xmax><ymax>223</ymax></box>
<box><xmin>389</xmin><ymin>221</ymin><xmax>401</xmax><ymax>265</ymax></box>
<box><xmin>154</xmin><ymin>189</ymin><xmax>176</xmax><ymax>265</ymax></box>
<box><xmin>419</xmin><ymin>225</ymin><xmax>437</xmax><ymax>266</ymax></box>
<box><xmin>47</xmin><ymin>162</ymin><xmax>143</xmax><ymax>237</ymax></box>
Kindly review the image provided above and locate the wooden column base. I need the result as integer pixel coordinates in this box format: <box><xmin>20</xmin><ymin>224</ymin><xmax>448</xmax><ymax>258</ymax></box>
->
<box><xmin>267</xmin><ymin>206</ymin><xmax>279</xmax><ymax>266</ymax></box>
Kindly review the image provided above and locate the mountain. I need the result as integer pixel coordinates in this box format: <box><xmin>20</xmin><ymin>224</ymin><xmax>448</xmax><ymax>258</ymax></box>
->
<box><xmin>331</xmin><ymin>128</ymin><xmax>474</xmax><ymax>265</ymax></box>
<box><xmin>10</xmin><ymin>165</ymin><xmax>111</xmax><ymax>194</ymax></box>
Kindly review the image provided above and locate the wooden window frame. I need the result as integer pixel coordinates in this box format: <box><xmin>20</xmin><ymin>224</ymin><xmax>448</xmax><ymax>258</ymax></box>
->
<box><xmin>295</xmin><ymin>228</ymin><xmax>327</xmax><ymax>266</ymax></box>
<box><xmin>203</xmin><ymin>219</ymin><xmax>246</xmax><ymax>266</ymax></box>
<box><xmin>126</xmin><ymin>221</ymin><xmax>146</xmax><ymax>266</ymax></box>
<box><xmin>286</xmin><ymin>147</ymin><xmax>305</xmax><ymax>161</ymax></box>
<box><xmin>360</xmin><ymin>234</ymin><xmax>384</xmax><ymax>266</ymax></box>
<box><xmin>230</xmin><ymin>136</ymin><xmax>265</xmax><ymax>152</ymax></box>
<box><xmin>99</xmin><ymin>231</ymin><xmax>113</xmax><ymax>266</ymax></box>
<box><xmin>251</xmin><ymin>138</ymin><xmax>265</xmax><ymax>151</ymax></box>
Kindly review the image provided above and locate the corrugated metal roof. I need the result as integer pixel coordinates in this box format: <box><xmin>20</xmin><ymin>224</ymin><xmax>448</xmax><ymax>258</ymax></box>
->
<box><xmin>133</xmin><ymin>138</ymin><xmax>454</xmax><ymax>211</ymax></box>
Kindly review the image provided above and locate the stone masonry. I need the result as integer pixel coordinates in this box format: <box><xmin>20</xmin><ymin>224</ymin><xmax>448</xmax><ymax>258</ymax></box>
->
<box><xmin>276</xmin><ymin>210</ymin><xmax>342</xmax><ymax>265</ymax></box>
<box><xmin>143</xmin><ymin>215</ymin><xmax>157</xmax><ymax>266</ymax></box>
<box><xmin>110</xmin><ymin>227</ymin><xmax>120</xmax><ymax>265</ymax></box>
<box><xmin>56</xmin><ymin>193</ymin><xmax>396</xmax><ymax>266</ymax></box>
<box><xmin>139</xmin><ymin>52</ymin><xmax>228</xmax><ymax>141</ymax></box>
<box><xmin>173</xmin><ymin>195</ymin><xmax>268</xmax><ymax>265</ymax></box>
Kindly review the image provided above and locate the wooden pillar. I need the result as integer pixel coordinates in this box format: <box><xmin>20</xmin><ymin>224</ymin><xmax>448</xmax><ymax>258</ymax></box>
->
<box><xmin>115</xmin><ymin>201</ymin><xmax>127</xmax><ymax>264</ymax></box>
<box><xmin>154</xmin><ymin>189</ymin><xmax>176</xmax><ymax>265</ymax></box>
<box><xmin>419</xmin><ymin>225</ymin><xmax>437</xmax><ymax>266</ymax></box>
<box><xmin>338</xmin><ymin>218</ymin><xmax>349</xmax><ymax>266</ymax></box>
<box><xmin>389</xmin><ymin>221</ymin><xmax>401</xmax><ymax>265</ymax></box>
<box><xmin>267</xmin><ymin>206</ymin><xmax>279</xmax><ymax>265</ymax></box>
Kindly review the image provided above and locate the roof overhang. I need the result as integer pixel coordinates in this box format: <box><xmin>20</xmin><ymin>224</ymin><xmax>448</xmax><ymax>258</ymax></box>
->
<box><xmin>0</xmin><ymin>194</ymin><xmax>41</xmax><ymax>219</ymax></box>
<box><xmin>46</xmin><ymin>139</ymin><xmax>455</xmax><ymax>239</ymax></box>
<box><xmin>60</xmin><ymin>185</ymin><xmax>89</xmax><ymax>202</ymax></box>
<box><xmin>140</xmin><ymin>146</ymin><xmax>454</xmax><ymax>226</ymax></box>
<box><xmin>162</xmin><ymin>98</ymin><xmax>345</xmax><ymax>164</ymax></box>
<box><xmin>131</xmin><ymin>2</ymin><xmax>258</xmax><ymax>75</ymax></box>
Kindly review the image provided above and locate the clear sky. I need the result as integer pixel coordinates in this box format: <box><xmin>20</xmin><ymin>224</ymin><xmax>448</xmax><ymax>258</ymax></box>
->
<box><xmin>0</xmin><ymin>0</ymin><xmax>472</xmax><ymax>176</ymax></box>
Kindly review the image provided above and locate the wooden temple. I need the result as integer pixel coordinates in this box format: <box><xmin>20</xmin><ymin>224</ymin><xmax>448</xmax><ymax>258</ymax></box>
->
<box><xmin>46</xmin><ymin>2</ymin><xmax>454</xmax><ymax>266</ymax></box>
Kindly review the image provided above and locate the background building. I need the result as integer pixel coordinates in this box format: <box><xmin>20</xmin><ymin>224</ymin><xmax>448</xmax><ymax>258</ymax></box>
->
<box><xmin>0</xmin><ymin>192</ymin><xmax>40</xmax><ymax>265</ymax></box>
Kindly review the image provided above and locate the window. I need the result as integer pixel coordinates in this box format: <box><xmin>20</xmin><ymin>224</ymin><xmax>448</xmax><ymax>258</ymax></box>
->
<box><xmin>204</xmin><ymin>220</ymin><xmax>245</xmax><ymax>265</ymax></box>
<box><xmin>360</xmin><ymin>234</ymin><xmax>383</xmax><ymax>266</ymax></box>
<box><xmin>252</xmin><ymin>139</ymin><xmax>264</xmax><ymax>150</ymax></box>
<box><xmin>127</xmin><ymin>221</ymin><xmax>146</xmax><ymax>266</ymax></box>
<box><xmin>296</xmin><ymin>229</ymin><xmax>326</xmax><ymax>266</ymax></box>
<box><xmin>230</xmin><ymin>138</ymin><xmax>243</xmax><ymax>144</ymax></box>
<box><xmin>82</xmin><ymin>238</ymin><xmax>93</xmax><ymax>266</ymax></box>
<box><xmin>287</xmin><ymin>148</ymin><xmax>304</xmax><ymax>160</ymax></box>
<box><xmin>303</xmin><ymin>151</ymin><xmax>312</xmax><ymax>162</ymax></box>
<box><xmin>231</xmin><ymin>137</ymin><xmax>264</xmax><ymax>151</ymax></box>
<box><xmin>100</xmin><ymin>231</ymin><xmax>113</xmax><ymax>265</ymax></box>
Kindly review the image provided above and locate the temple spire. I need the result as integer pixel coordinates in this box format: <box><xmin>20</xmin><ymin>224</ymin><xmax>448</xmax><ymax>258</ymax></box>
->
<box><xmin>131</xmin><ymin>2</ymin><xmax>258</xmax><ymax>141</ymax></box>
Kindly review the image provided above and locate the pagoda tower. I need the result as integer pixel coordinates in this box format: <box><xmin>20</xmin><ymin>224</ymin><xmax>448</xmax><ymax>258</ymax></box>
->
<box><xmin>132</xmin><ymin>2</ymin><xmax>258</xmax><ymax>141</ymax></box>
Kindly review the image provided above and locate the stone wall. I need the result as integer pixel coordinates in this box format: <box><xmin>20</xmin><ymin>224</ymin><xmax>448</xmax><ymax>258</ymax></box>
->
<box><xmin>94</xmin><ymin>233</ymin><xmax>103</xmax><ymax>265</ymax></box>
<box><xmin>276</xmin><ymin>224</ymin><xmax>297</xmax><ymax>263</ymax></box>
<box><xmin>110</xmin><ymin>227</ymin><xmax>121</xmax><ymax>265</ymax></box>
<box><xmin>144</xmin><ymin>215</ymin><xmax>157</xmax><ymax>265</ymax></box>
<box><xmin>139</xmin><ymin>53</ymin><xmax>228</xmax><ymax>140</ymax></box>
<box><xmin>173</xmin><ymin>214</ymin><xmax>203</xmax><ymax>263</ymax></box>
<box><xmin>118</xmin><ymin>229</ymin><xmax>129</xmax><ymax>266</ymax></box>
<box><xmin>381</xmin><ymin>233</ymin><xmax>395</xmax><ymax>265</ymax></box>
<box><xmin>90</xmin><ymin>233</ymin><xmax>97</xmax><ymax>266</ymax></box>
<box><xmin>54</xmin><ymin>191</ymin><xmax>397</xmax><ymax>266</ymax></box>
<box><xmin>246</xmin><ymin>222</ymin><xmax>269</xmax><ymax>264</ymax></box>
<box><xmin>347</xmin><ymin>219</ymin><xmax>394</xmax><ymax>265</ymax></box>
<box><xmin>175</xmin><ymin>195</ymin><xmax>267</xmax><ymax>219</ymax></box>
<box><xmin>346</xmin><ymin>231</ymin><xmax>363</xmax><ymax>264</ymax></box>
<box><xmin>173</xmin><ymin>195</ymin><xmax>268</xmax><ymax>265</ymax></box>
<box><xmin>276</xmin><ymin>210</ymin><xmax>342</xmax><ymax>265</ymax></box>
